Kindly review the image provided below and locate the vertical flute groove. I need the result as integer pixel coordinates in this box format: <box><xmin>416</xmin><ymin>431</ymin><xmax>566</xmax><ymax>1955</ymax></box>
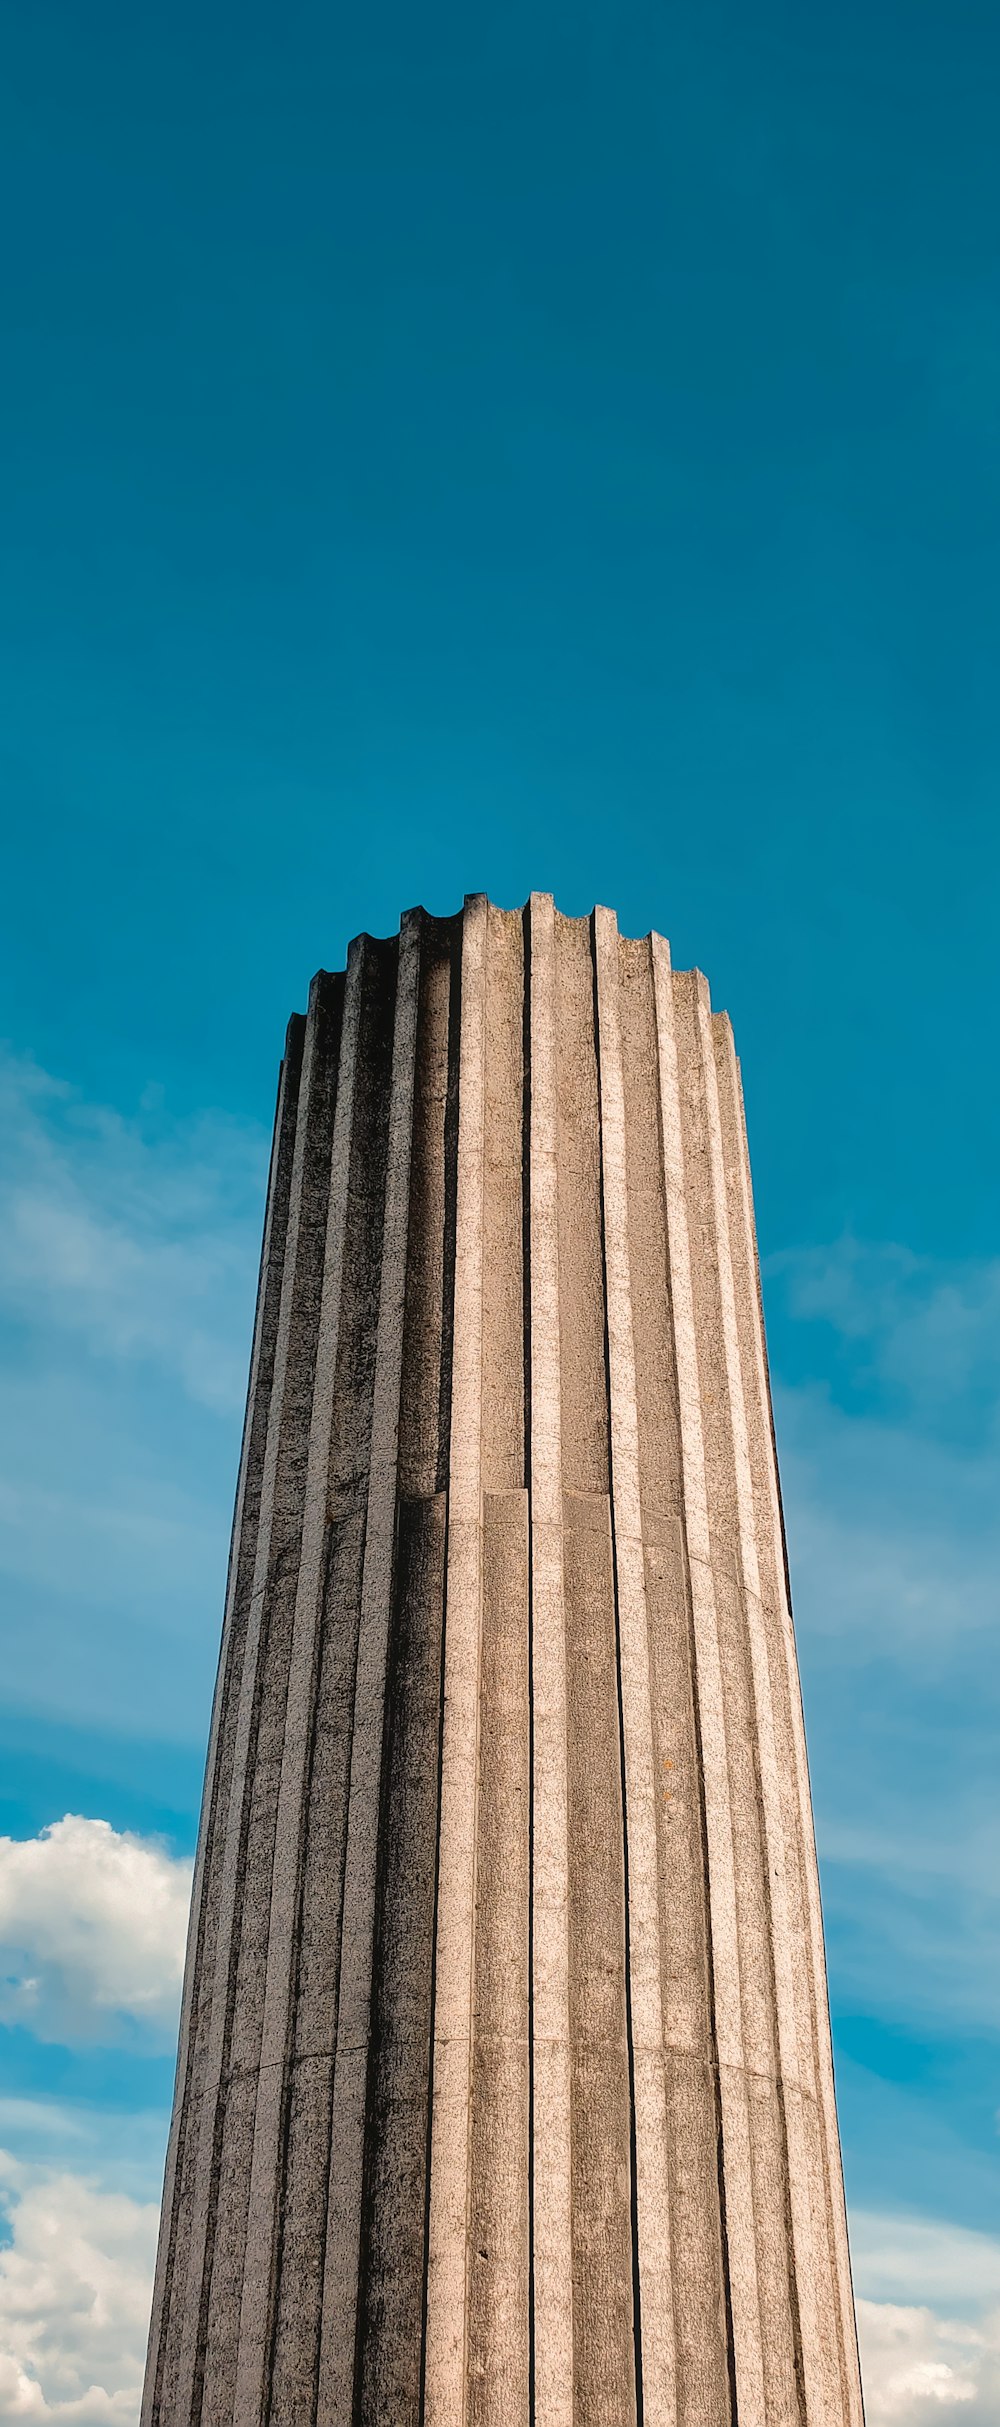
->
<box><xmin>592</xmin><ymin>913</ymin><xmax>644</xmax><ymax>2427</ymax></box>
<box><xmin>175</xmin><ymin>978</ymin><xmax>340</xmax><ymax>2427</ymax></box>
<box><xmin>528</xmin><ymin>894</ymin><xmax>574</xmax><ymax>2427</ymax></box>
<box><xmin>523</xmin><ymin>907</ymin><xmax>537</xmax><ymax>2427</ymax></box>
<box><xmin>232</xmin><ymin>952</ymin><xmax>365</xmax><ymax>2424</ymax></box>
<box><xmin>141</xmin><ymin>1018</ymin><xmax>306</xmax><ymax>2427</ymax></box>
<box><xmin>424</xmin><ymin>894</ymin><xmax>489</xmax><ymax>2424</ymax></box>
<box><xmin>593</xmin><ymin>909</ymin><xmax>676</xmax><ymax>2427</ymax></box>
<box><xmin>721</xmin><ymin>1038</ymin><xmax>864</xmax><ymax>2427</ymax></box>
<box><xmin>316</xmin><ymin>916</ymin><xmax>421</xmax><ymax>2423</ymax></box>
<box><xmin>652</xmin><ymin>946</ymin><xmax>766</xmax><ymax>2427</ymax></box>
<box><xmin>695</xmin><ymin>991</ymin><xmax>809</xmax><ymax>2424</ymax></box>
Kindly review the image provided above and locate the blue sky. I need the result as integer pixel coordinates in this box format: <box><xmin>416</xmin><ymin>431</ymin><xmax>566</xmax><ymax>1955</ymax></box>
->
<box><xmin>0</xmin><ymin>2</ymin><xmax>998</xmax><ymax>2417</ymax></box>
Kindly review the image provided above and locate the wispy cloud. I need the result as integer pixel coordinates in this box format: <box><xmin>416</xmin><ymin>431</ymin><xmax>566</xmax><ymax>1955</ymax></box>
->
<box><xmin>766</xmin><ymin>1236</ymin><xmax>999</xmax><ymax>2214</ymax></box>
<box><xmin>769</xmin><ymin>1236</ymin><xmax>999</xmax><ymax>1670</ymax></box>
<box><xmin>780</xmin><ymin>1372</ymin><xmax>999</xmax><ymax>2035</ymax></box>
<box><xmin>0</xmin><ymin>1049</ymin><xmax>267</xmax><ymax>1415</ymax></box>
<box><xmin>0</xmin><ymin>2101</ymin><xmax>169</xmax><ymax>2210</ymax></box>
<box><xmin>815</xmin><ymin>1806</ymin><xmax>1000</xmax><ymax>2034</ymax></box>
<box><xmin>851</xmin><ymin>2211</ymin><xmax>1000</xmax><ymax>2313</ymax></box>
<box><xmin>770</xmin><ymin>1236</ymin><xmax>1000</xmax><ymax>1421</ymax></box>
<box><xmin>776</xmin><ymin>1385</ymin><xmax>997</xmax><ymax>1662</ymax></box>
<box><xmin>0</xmin><ymin>1050</ymin><xmax>268</xmax><ymax>1742</ymax></box>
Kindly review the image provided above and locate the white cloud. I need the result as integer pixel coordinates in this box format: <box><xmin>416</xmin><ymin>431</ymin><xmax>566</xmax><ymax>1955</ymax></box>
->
<box><xmin>0</xmin><ymin>2155</ymin><xmax>157</xmax><ymax>2425</ymax></box>
<box><xmin>0</xmin><ymin>1820</ymin><xmax>192</xmax><ymax>2048</ymax></box>
<box><xmin>0</xmin><ymin>1050</ymin><xmax>266</xmax><ymax>1416</ymax></box>
<box><xmin>850</xmin><ymin>2214</ymin><xmax>1000</xmax><ymax>2424</ymax></box>
<box><xmin>857</xmin><ymin>2300</ymin><xmax>1000</xmax><ymax>2424</ymax></box>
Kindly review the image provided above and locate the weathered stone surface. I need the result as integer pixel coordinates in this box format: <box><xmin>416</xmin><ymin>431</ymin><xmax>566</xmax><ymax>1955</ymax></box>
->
<box><xmin>143</xmin><ymin>896</ymin><xmax>864</xmax><ymax>2426</ymax></box>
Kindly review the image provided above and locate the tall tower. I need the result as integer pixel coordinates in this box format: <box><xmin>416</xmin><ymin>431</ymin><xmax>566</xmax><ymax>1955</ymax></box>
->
<box><xmin>143</xmin><ymin>896</ymin><xmax>863</xmax><ymax>2427</ymax></box>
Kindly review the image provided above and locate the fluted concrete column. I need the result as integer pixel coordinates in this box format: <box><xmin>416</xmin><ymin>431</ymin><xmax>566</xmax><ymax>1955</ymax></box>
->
<box><xmin>143</xmin><ymin>896</ymin><xmax>864</xmax><ymax>2427</ymax></box>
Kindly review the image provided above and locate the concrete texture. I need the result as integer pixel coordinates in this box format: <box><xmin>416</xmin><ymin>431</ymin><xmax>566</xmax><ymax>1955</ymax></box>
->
<box><xmin>142</xmin><ymin>895</ymin><xmax>864</xmax><ymax>2426</ymax></box>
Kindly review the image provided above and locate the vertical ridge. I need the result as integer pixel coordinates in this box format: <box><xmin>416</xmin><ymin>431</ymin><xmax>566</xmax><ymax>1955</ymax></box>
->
<box><xmin>718</xmin><ymin>1031</ymin><xmax>864</xmax><ymax>2427</ymax></box>
<box><xmin>618</xmin><ymin>934</ymin><xmax>729</xmax><ymax>2427</ymax></box>
<box><xmin>201</xmin><ymin>971</ymin><xmax>345</xmax><ymax>2427</ymax></box>
<box><xmin>467</xmin><ymin>901</ymin><xmax>530</xmax><ymax>2426</ymax></box>
<box><xmin>593</xmin><ymin>908</ymin><xmax>676</xmax><ymax>2427</ymax></box>
<box><xmin>523</xmin><ymin>906</ymin><xmax>537</xmax><ymax>2426</ymax></box>
<box><xmin>141</xmin><ymin>1016</ymin><xmax>305</xmax><ymax>2427</ymax></box>
<box><xmin>173</xmin><ymin>975</ymin><xmax>340</xmax><ymax>2427</ymax></box>
<box><xmin>315</xmin><ymin>911</ymin><xmax>422</xmax><ymax>2422</ymax></box>
<box><xmin>558</xmin><ymin>905</ymin><xmax>633</xmax><ymax>2427</ymax></box>
<box><xmin>651</xmin><ymin>939</ymin><xmax>766</xmax><ymax>2427</ymax></box>
<box><xmin>231</xmin><ymin>948</ymin><xmax>366</xmax><ymax>2422</ymax></box>
<box><xmin>693</xmin><ymin>987</ymin><xmax>813</xmax><ymax>2422</ymax></box>
<box><xmin>269</xmin><ymin>938</ymin><xmax>398</xmax><ymax>2420</ymax></box>
<box><xmin>357</xmin><ymin>909</ymin><xmax>460</xmax><ymax>2426</ymax></box>
<box><xmin>424</xmin><ymin>891</ymin><xmax>489</xmax><ymax>2424</ymax></box>
<box><xmin>527</xmin><ymin>892</ymin><xmax>574</xmax><ymax>2427</ymax></box>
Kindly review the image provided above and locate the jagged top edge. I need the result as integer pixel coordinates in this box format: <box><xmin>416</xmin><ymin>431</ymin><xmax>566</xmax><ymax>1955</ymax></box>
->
<box><xmin>286</xmin><ymin>896</ymin><xmax>730</xmax><ymax>1051</ymax></box>
<box><xmin>308</xmin><ymin>892</ymin><xmax>705</xmax><ymax>968</ymax></box>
